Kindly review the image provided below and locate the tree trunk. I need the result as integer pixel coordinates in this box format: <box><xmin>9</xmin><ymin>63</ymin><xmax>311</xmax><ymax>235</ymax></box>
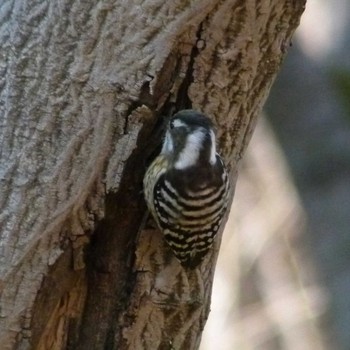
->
<box><xmin>0</xmin><ymin>1</ymin><xmax>305</xmax><ymax>349</ymax></box>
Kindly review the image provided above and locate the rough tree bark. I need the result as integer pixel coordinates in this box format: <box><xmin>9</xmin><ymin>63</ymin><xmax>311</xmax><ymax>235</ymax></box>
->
<box><xmin>0</xmin><ymin>1</ymin><xmax>305</xmax><ymax>349</ymax></box>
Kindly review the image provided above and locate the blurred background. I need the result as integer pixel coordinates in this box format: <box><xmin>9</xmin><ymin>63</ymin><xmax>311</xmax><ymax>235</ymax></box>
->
<box><xmin>201</xmin><ymin>0</ymin><xmax>350</xmax><ymax>349</ymax></box>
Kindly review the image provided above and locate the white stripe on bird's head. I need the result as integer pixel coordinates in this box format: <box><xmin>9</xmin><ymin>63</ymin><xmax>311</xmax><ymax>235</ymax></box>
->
<box><xmin>209</xmin><ymin>130</ymin><xmax>217</xmax><ymax>165</ymax></box>
<box><xmin>161</xmin><ymin>131</ymin><xmax>174</xmax><ymax>154</ymax></box>
<box><xmin>174</xmin><ymin>128</ymin><xmax>206</xmax><ymax>170</ymax></box>
<box><xmin>172</xmin><ymin>119</ymin><xmax>188</xmax><ymax>128</ymax></box>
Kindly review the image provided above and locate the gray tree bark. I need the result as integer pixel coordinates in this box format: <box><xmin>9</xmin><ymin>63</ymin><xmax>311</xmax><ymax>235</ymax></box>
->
<box><xmin>0</xmin><ymin>0</ymin><xmax>305</xmax><ymax>349</ymax></box>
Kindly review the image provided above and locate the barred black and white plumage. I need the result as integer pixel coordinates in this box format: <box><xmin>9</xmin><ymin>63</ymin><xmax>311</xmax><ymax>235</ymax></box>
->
<box><xmin>143</xmin><ymin>110</ymin><xmax>230</xmax><ymax>268</ymax></box>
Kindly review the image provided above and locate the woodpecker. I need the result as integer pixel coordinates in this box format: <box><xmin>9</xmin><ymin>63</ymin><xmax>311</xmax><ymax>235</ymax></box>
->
<box><xmin>143</xmin><ymin>110</ymin><xmax>230</xmax><ymax>268</ymax></box>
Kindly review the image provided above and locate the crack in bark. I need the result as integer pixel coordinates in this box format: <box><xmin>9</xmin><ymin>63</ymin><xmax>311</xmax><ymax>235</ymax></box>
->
<box><xmin>175</xmin><ymin>23</ymin><xmax>205</xmax><ymax>111</ymax></box>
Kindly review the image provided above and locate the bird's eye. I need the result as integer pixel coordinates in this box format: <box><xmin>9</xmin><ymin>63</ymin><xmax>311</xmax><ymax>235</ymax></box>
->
<box><xmin>169</xmin><ymin>120</ymin><xmax>175</xmax><ymax>129</ymax></box>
